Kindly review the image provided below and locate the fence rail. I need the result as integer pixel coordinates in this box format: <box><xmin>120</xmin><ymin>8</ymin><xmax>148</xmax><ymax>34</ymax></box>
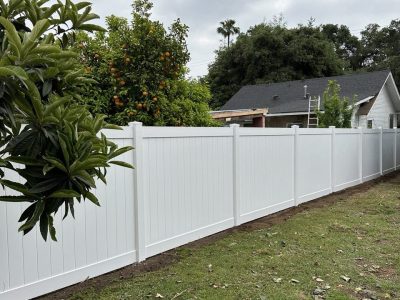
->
<box><xmin>1</xmin><ymin>124</ymin><xmax>399</xmax><ymax>300</ymax></box>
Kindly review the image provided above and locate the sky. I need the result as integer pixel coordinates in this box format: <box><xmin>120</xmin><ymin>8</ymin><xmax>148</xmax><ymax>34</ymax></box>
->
<box><xmin>89</xmin><ymin>0</ymin><xmax>400</xmax><ymax>78</ymax></box>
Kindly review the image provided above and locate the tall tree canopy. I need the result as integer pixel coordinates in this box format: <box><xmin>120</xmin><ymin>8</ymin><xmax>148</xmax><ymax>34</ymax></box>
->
<box><xmin>207</xmin><ymin>23</ymin><xmax>344</xmax><ymax>109</ymax></box>
<box><xmin>77</xmin><ymin>0</ymin><xmax>218</xmax><ymax>126</ymax></box>
<box><xmin>217</xmin><ymin>19</ymin><xmax>240</xmax><ymax>48</ymax></box>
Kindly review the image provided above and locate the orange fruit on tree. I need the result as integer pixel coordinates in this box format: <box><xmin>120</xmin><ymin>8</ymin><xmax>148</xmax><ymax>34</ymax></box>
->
<box><xmin>165</xmin><ymin>51</ymin><xmax>170</xmax><ymax>57</ymax></box>
<box><xmin>119</xmin><ymin>80</ymin><xmax>126</xmax><ymax>86</ymax></box>
<box><xmin>142</xmin><ymin>91</ymin><xmax>148</xmax><ymax>97</ymax></box>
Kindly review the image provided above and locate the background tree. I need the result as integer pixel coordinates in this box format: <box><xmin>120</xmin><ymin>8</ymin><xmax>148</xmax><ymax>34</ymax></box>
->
<box><xmin>316</xmin><ymin>80</ymin><xmax>354</xmax><ymax>128</ymax></box>
<box><xmin>321</xmin><ymin>24</ymin><xmax>362</xmax><ymax>70</ymax></box>
<box><xmin>77</xmin><ymin>0</ymin><xmax>218</xmax><ymax>126</ymax></box>
<box><xmin>0</xmin><ymin>0</ymin><xmax>132</xmax><ymax>241</ymax></box>
<box><xmin>207</xmin><ymin>22</ymin><xmax>344</xmax><ymax>109</ymax></box>
<box><xmin>217</xmin><ymin>19</ymin><xmax>240</xmax><ymax>48</ymax></box>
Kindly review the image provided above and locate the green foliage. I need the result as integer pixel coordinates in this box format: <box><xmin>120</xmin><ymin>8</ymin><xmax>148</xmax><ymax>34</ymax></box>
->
<box><xmin>207</xmin><ymin>23</ymin><xmax>344</xmax><ymax>109</ymax></box>
<box><xmin>316</xmin><ymin>80</ymin><xmax>354</xmax><ymax>128</ymax></box>
<box><xmin>321</xmin><ymin>24</ymin><xmax>362</xmax><ymax>71</ymax></box>
<box><xmin>0</xmin><ymin>0</ymin><xmax>132</xmax><ymax>241</ymax></box>
<box><xmin>75</xmin><ymin>0</ymin><xmax>217</xmax><ymax>127</ymax></box>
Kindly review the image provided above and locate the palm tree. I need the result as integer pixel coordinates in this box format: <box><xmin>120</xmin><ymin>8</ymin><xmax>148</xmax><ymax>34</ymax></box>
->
<box><xmin>217</xmin><ymin>19</ymin><xmax>240</xmax><ymax>48</ymax></box>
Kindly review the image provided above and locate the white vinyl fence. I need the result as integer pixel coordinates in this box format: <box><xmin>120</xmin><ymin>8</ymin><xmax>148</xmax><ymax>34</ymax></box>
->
<box><xmin>1</xmin><ymin>124</ymin><xmax>399</xmax><ymax>299</ymax></box>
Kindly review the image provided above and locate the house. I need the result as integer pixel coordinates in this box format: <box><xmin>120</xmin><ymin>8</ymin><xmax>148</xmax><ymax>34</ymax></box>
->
<box><xmin>220</xmin><ymin>70</ymin><xmax>400</xmax><ymax>128</ymax></box>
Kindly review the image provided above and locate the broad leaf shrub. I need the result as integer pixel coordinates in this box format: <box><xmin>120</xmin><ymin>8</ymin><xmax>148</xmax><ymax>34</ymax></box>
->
<box><xmin>0</xmin><ymin>0</ymin><xmax>133</xmax><ymax>241</ymax></box>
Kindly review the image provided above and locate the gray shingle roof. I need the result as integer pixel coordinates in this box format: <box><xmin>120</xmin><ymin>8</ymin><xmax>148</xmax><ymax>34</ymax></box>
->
<box><xmin>221</xmin><ymin>70</ymin><xmax>391</xmax><ymax>114</ymax></box>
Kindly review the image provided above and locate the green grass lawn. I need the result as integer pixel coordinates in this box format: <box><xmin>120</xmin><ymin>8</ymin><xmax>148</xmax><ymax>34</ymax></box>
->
<box><xmin>68</xmin><ymin>175</ymin><xmax>400</xmax><ymax>300</ymax></box>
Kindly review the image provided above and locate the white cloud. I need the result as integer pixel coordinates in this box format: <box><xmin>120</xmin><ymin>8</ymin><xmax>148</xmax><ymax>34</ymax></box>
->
<box><xmin>89</xmin><ymin>0</ymin><xmax>400</xmax><ymax>77</ymax></box>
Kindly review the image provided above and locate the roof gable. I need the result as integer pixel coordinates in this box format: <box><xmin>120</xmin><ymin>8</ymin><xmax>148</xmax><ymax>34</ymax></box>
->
<box><xmin>221</xmin><ymin>70</ymin><xmax>391</xmax><ymax>114</ymax></box>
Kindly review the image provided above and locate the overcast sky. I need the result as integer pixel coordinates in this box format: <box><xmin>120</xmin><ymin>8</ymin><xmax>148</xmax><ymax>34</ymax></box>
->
<box><xmin>90</xmin><ymin>0</ymin><xmax>400</xmax><ymax>78</ymax></box>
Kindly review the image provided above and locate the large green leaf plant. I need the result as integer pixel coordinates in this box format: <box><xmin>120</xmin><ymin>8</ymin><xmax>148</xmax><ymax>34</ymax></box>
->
<box><xmin>0</xmin><ymin>0</ymin><xmax>133</xmax><ymax>241</ymax></box>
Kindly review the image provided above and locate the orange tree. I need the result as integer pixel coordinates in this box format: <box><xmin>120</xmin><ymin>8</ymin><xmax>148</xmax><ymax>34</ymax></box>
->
<box><xmin>77</xmin><ymin>0</ymin><xmax>219</xmax><ymax>126</ymax></box>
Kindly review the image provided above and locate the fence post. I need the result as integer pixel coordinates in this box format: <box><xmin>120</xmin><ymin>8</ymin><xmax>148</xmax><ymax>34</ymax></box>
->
<box><xmin>230</xmin><ymin>124</ymin><xmax>241</xmax><ymax>226</ymax></box>
<box><xmin>329</xmin><ymin>126</ymin><xmax>336</xmax><ymax>192</ymax></box>
<box><xmin>358</xmin><ymin>127</ymin><xmax>363</xmax><ymax>183</ymax></box>
<box><xmin>394</xmin><ymin>127</ymin><xmax>397</xmax><ymax>171</ymax></box>
<box><xmin>130</xmin><ymin>121</ymin><xmax>146</xmax><ymax>262</ymax></box>
<box><xmin>292</xmin><ymin>125</ymin><xmax>299</xmax><ymax>206</ymax></box>
<box><xmin>379</xmin><ymin>127</ymin><xmax>383</xmax><ymax>176</ymax></box>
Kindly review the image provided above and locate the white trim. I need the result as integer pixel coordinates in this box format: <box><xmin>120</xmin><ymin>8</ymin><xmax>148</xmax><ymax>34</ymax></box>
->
<box><xmin>239</xmin><ymin>199</ymin><xmax>294</xmax><ymax>224</ymax></box>
<box><xmin>354</xmin><ymin>96</ymin><xmax>375</xmax><ymax>107</ymax></box>
<box><xmin>298</xmin><ymin>188</ymin><xmax>332</xmax><ymax>204</ymax></box>
<box><xmin>145</xmin><ymin>219</ymin><xmax>234</xmax><ymax>258</ymax></box>
<box><xmin>266</xmin><ymin>112</ymin><xmax>309</xmax><ymax>117</ymax></box>
<box><xmin>333</xmin><ymin>179</ymin><xmax>362</xmax><ymax>192</ymax></box>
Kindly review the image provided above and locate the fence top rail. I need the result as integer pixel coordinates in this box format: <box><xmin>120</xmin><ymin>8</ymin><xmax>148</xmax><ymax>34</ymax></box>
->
<box><xmin>142</xmin><ymin>126</ymin><xmax>233</xmax><ymax>138</ymax></box>
<box><xmin>100</xmin><ymin>126</ymin><xmax>395</xmax><ymax>139</ymax></box>
<box><xmin>102</xmin><ymin>127</ymin><xmax>133</xmax><ymax>139</ymax></box>
<box><xmin>334</xmin><ymin>128</ymin><xmax>360</xmax><ymax>134</ymax></box>
<box><xmin>238</xmin><ymin>127</ymin><xmax>294</xmax><ymax>136</ymax></box>
<box><xmin>298</xmin><ymin>128</ymin><xmax>332</xmax><ymax>135</ymax></box>
<box><xmin>383</xmin><ymin>128</ymin><xmax>397</xmax><ymax>133</ymax></box>
<box><xmin>363</xmin><ymin>128</ymin><xmax>382</xmax><ymax>134</ymax></box>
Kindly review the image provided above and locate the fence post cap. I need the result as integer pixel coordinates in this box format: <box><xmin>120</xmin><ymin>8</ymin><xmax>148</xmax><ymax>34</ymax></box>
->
<box><xmin>291</xmin><ymin>125</ymin><xmax>299</xmax><ymax>128</ymax></box>
<box><xmin>229</xmin><ymin>124</ymin><xmax>240</xmax><ymax>128</ymax></box>
<box><xmin>129</xmin><ymin>121</ymin><xmax>143</xmax><ymax>127</ymax></box>
<box><xmin>329</xmin><ymin>126</ymin><xmax>336</xmax><ymax>128</ymax></box>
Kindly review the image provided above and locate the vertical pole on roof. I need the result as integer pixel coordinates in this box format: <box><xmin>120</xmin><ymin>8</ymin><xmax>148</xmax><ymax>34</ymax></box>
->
<box><xmin>230</xmin><ymin>124</ymin><xmax>241</xmax><ymax>226</ymax></box>
<box><xmin>358</xmin><ymin>127</ymin><xmax>364</xmax><ymax>183</ymax></box>
<box><xmin>130</xmin><ymin>121</ymin><xmax>146</xmax><ymax>262</ymax></box>
<box><xmin>329</xmin><ymin>126</ymin><xmax>336</xmax><ymax>192</ymax></box>
<box><xmin>292</xmin><ymin>125</ymin><xmax>299</xmax><ymax>206</ymax></box>
<box><xmin>379</xmin><ymin>127</ymin><xmax>383</xmax><ymax>176</ymax></box>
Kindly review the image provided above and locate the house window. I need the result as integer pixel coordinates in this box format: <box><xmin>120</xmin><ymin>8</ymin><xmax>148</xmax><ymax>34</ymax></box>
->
<box><xmin>390</xmin><ymin>114</ymin><xmax>394</xmax><ymax>128</ymax></box>
<box><xmin>367</xmin><ymin>120</ymin><xmax>373</xmax><ymax>129</ymax></box>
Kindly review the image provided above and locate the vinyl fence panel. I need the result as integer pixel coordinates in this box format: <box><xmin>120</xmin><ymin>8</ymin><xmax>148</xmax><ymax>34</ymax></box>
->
<box><xmin>140</xmin><ymin>127</ymin><xmax>234</xmax><ymax>258</ymax></box>
<box><xmin>1</xmin><ymin>125</ymin><xmax>397</xmax><ymax>300</ymax></box>
<box><xmin>362</xmin><ymin>129</ymin><xmax>381</xmax><ymax>181</ymax></box>
<box><xmin>296</xmin><ymin>129</ymin><xmax>332</xmax><ymax>204</ymax></box>
<box><xmin>333</xmin><ymin>129</ymin><xmax>362</xmax><ymax>191</ymax></box>
<box><xmin>238</xmin><ymin>128</ymin><xmax>295</xmax><ymax>224</ymax></box>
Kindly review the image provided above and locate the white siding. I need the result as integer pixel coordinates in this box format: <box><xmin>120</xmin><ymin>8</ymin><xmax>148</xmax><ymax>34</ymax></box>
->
<box><xmin>368</xmin><ymin>80</ymin><xmax>396</xmax><ymax>128</ymax></box>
